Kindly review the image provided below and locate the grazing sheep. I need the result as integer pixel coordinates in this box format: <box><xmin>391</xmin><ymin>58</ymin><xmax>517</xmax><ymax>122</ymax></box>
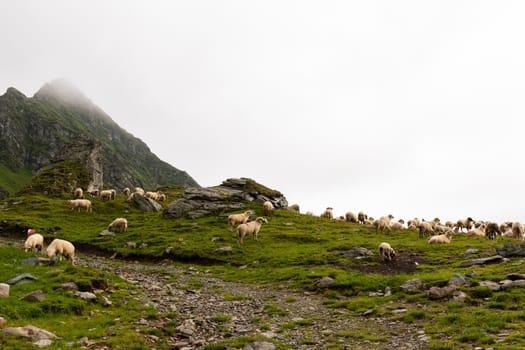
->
<box><xmin>511</xmin><ymin>222</ymin><xmax>525</xmax><ymax>240</ymax></box>
<box><xmin>237</xmin><ymin>217</ymin><xmax>268</xmax><ymax>245</ymax></box>
<box><xmin>485</xmin><ymin>222</ymin><xmax>501</xmax><ymax>240</ymax></box>
<box><xmin>227</xmin><ymin>210</ymin><xmax>254</xmax><ymax>231</ymax></box>
<box><xmin>157</xmin><ymin>193</ymin><xmax>167</xmax><ymax>202</ymax></box>
<box><xmin>145</xmin><ymin>191</ymin><xmax>164</xmax><ymax>201</ymax></box>
<box><xmin>378</xmin><ymin>242</ymin><xmax>396</xmax><ymax>261</ymax></box>
<box><xmin>357</xmin><ymin>211</ymin><xmax>368</xmax><ymax>224</ymax></box>
<box><xmin>374</xmin><ymin>217</ymin><xmax>392</xmax><ymax>233</ymax></box>
<box><xmin>345</xmin><ymin>211</ymin><xmax>358</xmax><ymax>223</ymax></box>
<box><xmin>134</xmin><ymin>187</ymin><xmax>145</xmax><ymax>196</ymax></box>
<box><xmin>123</xmin><ymin>187</ymin><xmax>131</xmax><ymax>197</ymax></box>
<box><xmin>99</xmin><ymin>190</ymin><xmax>114</xmax><ymax>201</ymax></box>
<box><xmin>305</xmin><ymin>211</ymin><xmax>314</xmax><ymax>216</ymax></box>
<box><xmin>288</xmin><ymin>204</ymin><xmax>300</xmax><ymax>213</ymax></box>
<box><xmin>445</xmin><ymin>221</ymin><xmax>455</xmax><ymax>228</ymax></box>
<box><xmin>46</xmin><ymin>239</ymin><xmax>75</xmax><ymax>265</ymax></box>
<box><xmin>419</xmin><ymin>221</ymin><xmax>434</xmax><ymax>238</ymax></box>
<box><xmin>24</xmin><ymin>233</ymin><xmax>44</xmax><ymax>253</ymax></box>
<box><xmin>87</xmin><ymin>189</ymin><xmax>99</xmax><ymax>198</ymax></box>
<box><xmin>68</xmin><ymin>199</ymin><xmax>92</xmax><ymax>212</ymax></box>
<box><xmin>391</xmin><ymin>219</ymin><xmax>405</xmax><ymax>230</ymax></box>
<box><xmin>263</xmin><ymin>201</ymin><xmax>274</xmax><ymax>216</ymax></box>
<box><xmin>456</xmin><ymin>217</ymin><xmax>474</xmax><ymax>232</ymax></box>
<box><xmin>73</xmin><ymin>187</ymin><xmax>83</xmax><ymax>199</ymax></box>
<box><xmin>108</xmin><ymin>218</ymin><xmax>128</xmax><ymax>233</ymax></box>
<box><xmin>466</xmin><ymin>227</ymin><xmax>485</xmax><ymax>237</ymax></box>
<box><xmin>428</xmin><ymin>232</ymin><xmax>452</xmax><ymax>244</ymax></box>
<box><xmin>320</xmin><ymin>207</ymin><xmax>334</xmax><ymax>220</ymax></box>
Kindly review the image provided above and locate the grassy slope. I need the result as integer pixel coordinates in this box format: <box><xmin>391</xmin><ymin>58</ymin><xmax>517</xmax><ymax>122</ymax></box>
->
<box><xmin>1</xmin><ymin>190</ymin><xmax>525</xmax><ymax>349</ymax></box>
<box><xmin>0</xmin><ymin>163</ymin><xmax>32</xmax><ymax>194</ymax></box>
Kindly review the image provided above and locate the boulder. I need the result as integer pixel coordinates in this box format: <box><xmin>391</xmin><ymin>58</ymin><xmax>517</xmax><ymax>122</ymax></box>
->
<box><xmin>428</xmin><ymin>286</ymin><xmax>456</xmax><ymax>300</ymax></box>
<box><xmin>163</xmin><ymin>178</ymin><xmax>288</xmax><ymax>219</ymax></box>
<box><xmin>479</xmin><ymin>281</ymin><xmax>500</xmax><ymax>291</ymax></box>
<box><xmin>0</xmin><ymin>283</ymin><xmax>9</xmax><ymax>298</ymax></box>
<box><xmin>20</xmin><ymin>290</ymin><xmax>45</xmax><ymax>302</ymax></box>
<box><xmin>496</xmin><ymin>243</ymin><xmax>525</xmax><ymax>257</ymax></box>
<box><xmin>448</xmin><ymin>274</ymin><xmax>471</xmax><ymax>287</ymax></box>
<box><xmin>459</xmin><ymin>255</ymin><xmax>505</xmax><ymax>267</ymax></box>
<box><xmin>400</xmin><ymin>279</ymin><xmax>425</xmax><ymax>293</ymax></box>
<box><xmin>315</xmin><ymin>277</ymin><xmax>335</xmax><ymax>289</ymax></box>
<box><xmin>129</xmin><ymin>192</ymin><xmax>162</xmax><ymax>212</ymax></box>
<box><xmin>7</xmin><ymin>273</ymin><xmax>37</xmax><ymax>285</ymax></box>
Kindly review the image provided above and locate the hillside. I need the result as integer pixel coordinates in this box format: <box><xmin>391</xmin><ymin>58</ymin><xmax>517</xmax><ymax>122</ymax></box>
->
<box><xmin>0</xmin><ymin>80</ymin><xmax>198</xmax><ymax>198</ymax></box>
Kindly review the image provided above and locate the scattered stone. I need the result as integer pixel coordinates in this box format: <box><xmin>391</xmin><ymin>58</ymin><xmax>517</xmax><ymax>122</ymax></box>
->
<box><xmin>392</xmin><ymin>309</ymin><xmax>408</xmax><ymax>314</ymax></box>
<box><xmin>165</xmin><ymin>246</ymin><xmax>175</xmax><ymax>254</ymax></box>
<box><xmin>479</xmin><ymin>281</ymin><xmax>500</xmax><ymax>291</ymax></box>
<box><xmin>243</xmin><ymin>341</ymin><xmax>276</xmax><ymax>350</ymax></box>
<box><xmin>21</xmin><ymin>290</ymin><xmax>45</xmax><ymax>302</ymax></box>
<box><xmin>7</xmin><ymin>273</ymin><xmax>37</xmax><ymax>285</ymax></box>
<box><xmin>345</xmin><ymin>247</ymin><xmax>373</xmax><ymax>258</ymax></box>
<box><xmin>75</xmin><ymin>291</ymin><xmax>97</xmax><ymax>301</ymax></box>
<box><xmin>384</xmin><ymin>286</ymin><xmax>392</xmax><ymax>297</ymax></box>
<box><xmin>21</xmin><ymin>257</ymin><xmax>48</xmax><ymax>266</ymax></box>
<box><xmin>56</xmin><ymin>282</ymin><xmax>78</xmax><ymax>291</ymax></box>
<box><xmin>34</xmin><ymin>339</ymin><xmax>53</xmax><ymax>347</ymax></box>
<box><xmin>99</xmin><ymin>230</ymin><xmax>116</xmax><ymax>236</ymax></box>
<box><xmin>428</xmin><ymin>286</ymin><xmax>456</xmax><ymax>300</ymax></box>
<box><xmin>315</xmin><ymin>277</ymin><xmax>335</xmax><ymax>289</ymax></box>
<box><xmin>460</xmin><ymin>255</ymin><xmax>505</xmax><ymax>267</ymax></box>
<box><xmin>2</xmin><ymin>325</ymin><xmax>57</xmax><ymax>340</ymax></box>
<box><xmin>214</xmin><ymin>246</ymin><xmax>232</xmax><ymax>253</ymax></box>
<box><xmin>507</xmin><ymin>273</ymin><xmax>525</xmax><ymax>280</ymax></box>
<box><xmin>400</xmin><ymin>279</ymin><xmax>424</xmax><ymax>293</ymax></box>
<box><xmin>496</xmin><ymin>244</ymin><xmax>525</xmax><ymax>257</ymax></box>
<box><xmin>126</xmin><ymin>242</ymin><xmax>137</xmax><ymax>249</ymax></box>
<box><xmin>0</xmin><ymin>283</ymin><xmax>9</xmax><ymax>298</ymax></box>
<box><xmin>452</xmin><ymin>291</ymin><xmax>467</xmax><ymax>302</ymax></box>
<box><xmin>448</xmin><ymin>273</ymin><xmax>470</xmax><ymax>287</ymax></box>
<box><xmin>362</xmin><ymin>309</ymin><xmax>375</xmax><ymax>316</ymax></box>
<box><xmin>500</xmin><ymin>279</ymin><xmax>525</xmax><ymax>289</ymax></box>
<box><xmin>139</xmin><ymin>243</ymin><xmax>148</xmax><ymax>249</ymax></box>
<box><xmin>0</xmin><ymin>316</ymin><xmax>6</xmax><ymax>326</ymax></box>
<box><xmin>464</xmin><ymin>248</ymin><xmax>479</xmax><ymax>255</ymax></box>
<box><xmin>100</xmin><ymin>296</ymin><xmax>112</xmax><ymax>306</ymax></box>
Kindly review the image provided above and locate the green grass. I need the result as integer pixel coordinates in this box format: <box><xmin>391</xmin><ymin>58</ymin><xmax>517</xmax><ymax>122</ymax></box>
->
<box><xmin>3</xmin><ymin>190</ymin><xmax>525</xmax><ymax>348</ymax></box>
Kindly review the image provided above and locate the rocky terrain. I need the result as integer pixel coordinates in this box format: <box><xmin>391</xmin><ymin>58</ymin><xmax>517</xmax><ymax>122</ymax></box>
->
<box><xmin>75</xmin><ymin>252</ymin><xmax>431</xmax><ymax>350</ymax></box>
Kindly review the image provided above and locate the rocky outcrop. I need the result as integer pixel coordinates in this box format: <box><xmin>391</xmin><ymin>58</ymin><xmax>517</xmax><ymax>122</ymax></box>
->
<box><xmin>163</xmin><ymin>178</ymin><xmax>288</xmax><ymax>219</ymax></box>
<box><xmin>496</xmin><ymin>243</ymin><xmax>525</xmax><ymax>257</ymax></box>
<box><xmin>129</xmin><ymin>192</ymin><xmax>163</xmax><ymax>212</ymax></box>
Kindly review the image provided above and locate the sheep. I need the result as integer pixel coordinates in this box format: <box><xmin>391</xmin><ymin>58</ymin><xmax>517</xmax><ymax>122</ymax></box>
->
<box><xmin>419</xmin><ymin>221</ymin><xmax>434</xmax><ymax>238</ymax></box>
<box><xmin>345</xmin><ymin>211</ymin><xmax>358</xmax><ymax>223</ymax></box>
<box><xmin>305</xmin><ymin>211</ymin><xmax>314</xmax><ymax>216</ymax></box>
<box><xmin>511</xmin><ymin>222</ymin><xmax>525</xmax><ymax>240</ymax></box>
<box><xmin>485</xmin><ymin>222</ymin><xmax>501</xmax><ymax>240</ymax></box>
<box><xmin>445</xmin><ymin>221</ymin><xmax>455</xmax><ymax>229</ymax></box>
<box><xmin>99</xmin><ymin>190</ymin><xmax>114</xmax><ymax>201</ymax></box>
<box><xmin>157</xmin><ymin>193</ymin><xmax>167</xmax><ymax>202</ymax></box>
<box><xmin>46</xmin><ymin>239</ymin><xmax>75</xmax><ymax>265</ymax></box>
<box><xmin>391</xmin><ymin>219</ymin><xmax>405</xmax><ymax>230</ymax></box>
<box><xmin>68</xmin><ymin>199</ymin><xmax>92</xmax><ymax>212</ymax></box>
<box><xmin>320</xmin><ymin>207</ymin><xmax>333</xmax><ymax>220</ymax></box>
<box><xmin>288</xmin><ymin>204</ymin><xmax>300</xmax><ymax>213</ymax></box>
<box><xmin>456</xmin><ymin>217</ymin><xmax>474</xmax><ymax>232</ymax></box>
<box><xmin>87</xmin><ymin>189</ymin><xmax>99</xmax><ymax>198</ymax></box>
<box><xmin>428</xmin><ymin>232</ymin><xmax>452</xmax><ymax>244</ymax></box>
<box><xmin>145</xmin><ymin>191</ymin><xmax>163</xmax><ymax>201</ymax></box>
<box><xmin>374</xmin><ymin>217</ymin><xmax>392</xmax><ymax>233</ymax></box>
<box><xmin>263</xmin><ymin>201</ymin><xmax>274</xmax><ymax>216</ymax></box>
<box><xmin>466</xmin><ymin>227</ymin><xmax>485</xmax><ymax>237</ymax></box>
<box><xmin>227</xmin><ymin>210</ymin><xmax>254</xmax><ymax>231</ymax></box>
<box><xmin>73</xmin><ymin>187</ymin><xmax>83</xmax><ymax>199</ymax></box>
<box><xmin>24</xmin><ymin>233</ymin><xmax>44</xmax><ymax>253</ymax></box>
<box><xmin>108</xmin><ymin>217</ymin><xmax>128</xmax><ymax>233</ymax></box>
<box><xmin>357</xmin><ymin>211</ymin><xmax>368</xmax><ymax>224</ymax></box>
<box><xmin>123</xmin><ymin>187</ymin><xmax>131</xmax><ymax>197</ymax></box>
<box><xmin>237</xmin><ymin>217</ymin><xmax>268</xmax><ymax>245</ymax></box>
<box><xmin>378</xmin><ymin>242</ymin><xmax>396</xmax><ymax>261</ymax></box>
<box><xmin>134</xmin><ymin>187</ymin><xmax>145</xmax><ymax>196</ymax></box>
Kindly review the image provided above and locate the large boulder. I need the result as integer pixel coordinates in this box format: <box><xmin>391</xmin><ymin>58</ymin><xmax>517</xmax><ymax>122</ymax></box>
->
<box><xmin>129</xmin><ymin>192</ymin><xmax>162</xmax><ymax>212</ymax></box>
<box><xmin>163</xmin><ymin>178</ymin><xmax>288</xmax><ymax>219</ymax></box>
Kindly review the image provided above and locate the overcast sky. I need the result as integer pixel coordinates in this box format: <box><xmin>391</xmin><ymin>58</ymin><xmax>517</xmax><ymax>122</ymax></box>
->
<box><xmin>1</xmin><ymin>1</ymin><xmax>525</xmax><ymax>223</ymax></box>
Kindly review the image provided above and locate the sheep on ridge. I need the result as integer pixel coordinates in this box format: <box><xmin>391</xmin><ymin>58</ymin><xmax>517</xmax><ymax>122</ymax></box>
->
<box><xmin>263</xmin><ymin>201</ymin><xmax>274</xmax><ymax>216</ymax></box>
<box><xmin>428</xmin><ymin>232</ymin><xmax>452</xmax><ymax>244</ymax></box>
<box><xmin>511</xmin><ymin>222</ymin><xmax>525</xmax><ymax>240</ymax></box>
<box><xmin>288</xmin><ymin>204</ymin><xmax>300</xmax><ymax>213</ymax></box>
<box><xmin>345</xmin><ymin>211</ymin><xmax>358</xmax><ymax>223</ymax></box>
<box><xmin>320</xmin><ymin>207</ymin><xmax>333</xmax><ymax>220</ymax></box>
<box><xmin>357</xmin><ymin>211</ymin><xmax>368</xmax><ymax>224</ymax></box>
<box><xmin>68</xmin><ymin>199</ymin><xmax>92</xmax><ymax>212</ymax></box>
<box><xmin>237</xmin><ymin>217</ymin><xmax>268</xmax><ymax>245</ymax></box>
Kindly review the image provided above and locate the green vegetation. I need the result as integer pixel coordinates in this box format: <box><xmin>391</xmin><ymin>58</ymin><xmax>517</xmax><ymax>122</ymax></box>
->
<box><xmin>3</xmin><ymin>181</ymin><xmax>525</xmax><ymax>348</ymax></box>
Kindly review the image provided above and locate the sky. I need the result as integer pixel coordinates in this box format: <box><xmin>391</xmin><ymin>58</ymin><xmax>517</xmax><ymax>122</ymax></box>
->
<box><xmin>1</xmin><ymin>1</ymin><xmax>525</xmax><ymax>223</ymax></box>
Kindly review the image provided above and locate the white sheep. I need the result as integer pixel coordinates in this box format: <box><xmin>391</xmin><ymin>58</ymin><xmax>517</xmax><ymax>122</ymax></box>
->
<box><xmin>227</xmin><ymin>210</ymin><xmax>254</xmax><ymax>231</ymax></box>
<box><xmin>456</xmin><ymin>217</ymin><xmax>474</xmax><ymax>232</ymax></box>
<box><xmin>391</xmin><ymin>219</ymin><xmax>405</xmax><ymax>230</ymax></box>
<box><xmin>99</xmin><ymin>189</ymin><xmax>114</xmax><ymax>201</ymax></box>
<box><xmin>24</xmin><ymin>233</ymin><xmax>44</xmax><ymax>253</ymax></box>
<box><xmin>134</xmin><ymin>187</ymin><xmax>145</xmax><ymax>196</ymax></box>
<box><xmin>511</xmin><ymin>222</ymin><xmax>525</xmax><ymax>240</ymax></box>
<box><xmin>87</xmin><ymin>189</ymin><xmax>99</xmax><ymax>198</ymax></box>
<box><xmin>237</xmin><ymin>217</ymin><xmax>268</xmax><ymax>245</ymax></box>
<box><xmin>357</xmin><ymin>211</ymin><xmax>368</xmax><ymax>224</ymax></box>
<box><xmin>345</xmin><ymin>211</ymin><xmax>358</xmax><ymax>223</ymax></box>
<box><xmin>123</xmin><ymin>187</ymin><xmax>131</xmax><ymax>197</ymax></box>
<box><xmin>428</xmin><ymin>232</ymin><xmax>452</xmax><ymax>244</ymax></box>
<box><xmin>263</xmin><ymin>201</ymin><xmax>274</xmax><ymax>216</ymax></box>
<box><xmin>288</xmin><ymin>204</ymin><xmax>300</xmax><ymax>213</ymax></box>
<box><xmin>485</xmin><ymin>222</ymin><xmax>501</xmax><ymax>240</ymax></box>
<box><xmin>108</xmin><ymin>217</ymin><xmax>128</xmax><ymax>233</ymax></box>
<box><xmin>419</xmin><ymin>221</ymin><xmax>434</xmax><ymax>238</ymax></box>
<box><xmin>320</xmin><ymin>207</ymin><xmax>333</xmax><ymax>220</ymax></box>
<box><xmin>46</xmin><ymin>239</ymin><xmax>75</xmax><ymax>265</ymax></box>
<box><xmin>374</xmin><ymin>217</ymin><xmax>392</xmax><ymax>233</ymax></box>
<box><xmin>73</xmin><ymin>187</ymin><xmax>83</xmax><ymax>199</ymax></box>
<box><xmin>145</xmin><ymin>191</ymin><xmax>161</xmax><ymax>200</ymax></box>
<box><xmin>157</xmin><ymin>193</ymin><xmax>167</xmax><ymax>202</ymax></box>
<box><xmin>68</xmin><ymin>199</ymin><xmax>92</xmax><ymax>212</ymax></box>
<box><xmin>378</xmin><ymin>242</ymin><xmax>396</xmax><ymax>261</ymax></box>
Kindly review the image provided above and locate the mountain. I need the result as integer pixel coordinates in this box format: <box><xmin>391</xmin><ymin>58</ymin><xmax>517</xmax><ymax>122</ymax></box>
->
<box><xmin>0</xmin><ymin>79</ymin><xmax>199</xmax><ymax>198</ymax></box>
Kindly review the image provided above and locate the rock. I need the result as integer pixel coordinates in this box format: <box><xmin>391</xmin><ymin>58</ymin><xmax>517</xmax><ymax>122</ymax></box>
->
<box><xmin>384</xmin><ymin>286</ymin><xmax>392</xmax><ymax>297</ymax></box>
<box><xmin>428</xmin><ymin>286</ymin><xmax>456</xmax><ymax>300</ymax></box>
<box><xmin>129</xmin><ymin>192</ymin><xmax>162</xmax><ymax>212</ymax></box>
<box><xmin>100</xmin><ymin>296</ymin><xmax>112</xmax><ymax>306</ymax></box>
<box><xmin>464</xmin><ymin>248</ymin><xmax>479</xmax><ymax>255</ymax></box>
<box><xmin>243</xmin><ymin>341</ymin><xmax>276</xmax><ymax>350</ymax></box>
<box><xmin>479</xmin><ymin>281</ymin><xmax>500</xmax><ymax>291</ymax></box>
<box><xmin>163</xmin><ymin>178</ymin><xmax>288</xmax><ymax>219</ymax></box>
<box><xmin>400</xmin><ymin>279</ymin><xmax>424</xmax><ymax>293</ymax></box>
<box><xmin>21</xmin><ymin>290</ymin><xmax>45</xmax><ymax>302</ymax></box>
<box><xmin>214</xmin><ymin>246</ymin><xmax>232</xmax><ymax>254</ymax></box>
<box><xmin>6</xmin><ymin>273</ymin><xmax>37</xmax><ymax>285</ymax></box>
<box><xmin>2</xmin><ymin>325</ymin><xmax>57</xmax><ymax>340</ymax></box>
<box><xmin>0</xmin><ymin>283</ymin><xmax>9</xmax><ymax>298</ymax></box>
<box><xmin>34</xmin><ymin>339</ymin><xmax>53</xmax><ymax>347</ymax></box>
<box><xmin>452</xmin><ymin>291</ymin><xmax>467</xmax><ymax>302</ymax></box>
<box><xmin>496</xmin><ymin>244</ymin><xmax>525</xmax><ymax>257</ymax></box>
<box><xmin>345</xmin><ymin>247</ymin><xmax>374</xmax><ymax>258</ymax></box>
<box><xmin>126</xmin><ymin>242</ymin><xmax>137</xmax><ymax>249</ymax></box>
<box><xmin>99</xmin><ymin>230</ymin><xmax>116</xmax><ymax>236</ymax></box>
<box><xmin>448</xmin><ymin>274</ymin><xmax>470</xmax><ymax>287</ymax></box>
<box><xmin>75</xmin><ymin>291</ymin><xmax>97</xmax><ymax>301</ymax></box>
<box><xmin>315</xmin><ymin>277</ymin><xmax>335</xmax><ymax>289</ymax></box>
<box><xmin>500</xmin><ymin>279</ymin><xmax>525</xmax><ymax>289</ymax></box>
<box><xmin>21</xmin><ymin>257</ymin><xmax>48</xmax><ymax>266</ymax></box>
<box><xmin>507</xmin><ymin>273</ymin><xmax>525</xmax><ymax>280</ymax></box>
<box><xmin>55</xmin><ymin>282</ymin><xmax>78</xmax><ymax>291</ymax></box>
<box><xmin>460</xmin><ymin>255</ymin><xmax>505</xmax><ymax>267</ymax></box>
<box><xmin>0</xmin><ymin>316</ymin><xmax>6</xmax><ymax>326</ymax></box>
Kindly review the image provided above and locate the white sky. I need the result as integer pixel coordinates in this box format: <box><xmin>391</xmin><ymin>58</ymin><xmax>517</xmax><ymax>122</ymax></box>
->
<box><xmin>1</xmin><ymin>1</ymin><xmax>525</xmax><ymax>223</ymax></box>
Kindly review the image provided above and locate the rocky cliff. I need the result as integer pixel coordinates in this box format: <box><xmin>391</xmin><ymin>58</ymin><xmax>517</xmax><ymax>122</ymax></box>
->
<box><xmin>0</xmin><ymin>80</ymin><xmax>198</xmax><ymax>198</ymax></box>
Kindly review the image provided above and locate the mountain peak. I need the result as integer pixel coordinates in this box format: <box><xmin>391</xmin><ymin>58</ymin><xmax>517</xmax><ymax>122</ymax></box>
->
<box><xmin>34</xmin><ymin>79</ymin><xmax>94</xmax><ymax>109</ymax></box>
